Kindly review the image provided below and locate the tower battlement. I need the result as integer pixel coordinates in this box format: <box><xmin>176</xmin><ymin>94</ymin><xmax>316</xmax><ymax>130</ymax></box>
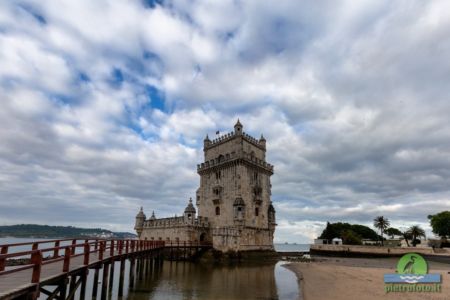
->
<box><xmin>143</xmin><ymin>216</ymin><xmax>210</xmax><ymax>229</ymax></box>
<box><xmin>205</xmin><ymin>131</ymin><xmax>266</xmax><ymax>151</ymax></box>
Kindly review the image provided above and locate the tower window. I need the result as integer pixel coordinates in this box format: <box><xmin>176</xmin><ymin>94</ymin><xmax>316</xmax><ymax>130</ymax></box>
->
<box><xmin>215</xmin><ymin>206</ymin><xmax>220</xmax><ymax>216</ymax></box>
<box><xmin>254</xmin><ymin>172</ymin><xmax>258</xmax><ymax>181</ymax></box>
<box><xmin>216</xmin><ymin>171</ymin><xmax>221</xmax><ymax>180</ymax></box>
<box><xmin>255</xmin><ymin>207</ymin><xmax>259</xmax><ymax>216</ymax></box>
<box><xmin>213</xmin><ymin>187</ymin><xmax>222</xmax><ymax>197</ymax></box>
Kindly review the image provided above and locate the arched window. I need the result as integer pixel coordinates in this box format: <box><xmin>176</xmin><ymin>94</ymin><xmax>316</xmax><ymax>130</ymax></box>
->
<box><xmin>215</xmin><ymin>206</ymin><xmax>220</xmax><ymax>216</ymax></box>
<box><xmin>255</xmin><ymin>207</ymin><xmax>259</xmax><ymax>216</ymax></box>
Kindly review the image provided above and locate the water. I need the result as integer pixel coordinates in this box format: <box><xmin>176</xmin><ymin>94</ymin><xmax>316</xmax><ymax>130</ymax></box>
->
<box><xmin>110</xmin><ymin>260</ymin><xmax>298</xmax><ymax>300</ymax></box>
<box><xmin>1</xmin><ymin>238</ymin><xmax>300</xmax><ymax>300</ymax></box>
<box><xmin>274</xmin><ymin>243</ymin><xmax>310</xmax><ymax>252</ymax></box>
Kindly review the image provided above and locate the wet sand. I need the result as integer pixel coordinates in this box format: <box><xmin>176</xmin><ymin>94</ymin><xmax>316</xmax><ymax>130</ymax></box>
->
<box><xmin>285</xmin><ymin>257</ymin><xmax>450</xmax><ymax>300</ymax></box>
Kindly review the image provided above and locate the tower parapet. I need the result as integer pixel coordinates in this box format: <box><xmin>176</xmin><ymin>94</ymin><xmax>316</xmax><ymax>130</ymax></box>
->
<box><xmin>204</xmin><ymin>131</ymin><xmax>266</xmax><ymax>151</ymax></box>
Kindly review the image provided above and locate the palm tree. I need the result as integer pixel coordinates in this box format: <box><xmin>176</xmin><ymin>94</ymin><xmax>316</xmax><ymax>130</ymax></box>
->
<box><xmin>373</xmin><ymin>216</ymin><xmax>390</xmax><ymax>246</ymax></box>
<box><xmin>407</xmin><ymin>225</ymin><xmax>426</xmax><ymax>247</ymax></box>
<box><xmin>402</xmin><ymin>230</ymin><xmax>412</xmax><ymax>247</ymax></box>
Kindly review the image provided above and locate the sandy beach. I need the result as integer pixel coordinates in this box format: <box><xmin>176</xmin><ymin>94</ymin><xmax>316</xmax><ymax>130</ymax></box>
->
<box><xmin>285</xmin><ymin>257</ymin><xmax>450</xmax><ymax>300</ymax></box>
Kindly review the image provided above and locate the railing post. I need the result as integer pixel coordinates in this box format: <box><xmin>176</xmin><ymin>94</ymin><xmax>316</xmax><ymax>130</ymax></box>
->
<box><xmin>0</xmin><ymin>246</ymin><xmax>8</xmax><ymax>271</ymax></box>
<box><xmin>99</xmin><ymin>242</ymin><xmax>104</xmax><ymax>260</ymax></box>
<box><xmin>71</xmin><ymin>239</ymin><xmax>76</xmax><ymax>254</ymax></box>
<box><xmin>118</xmin><ymin>240</ymin><xmax>123</xmax><ymax>255</ymax></box>
<box><xmin>126</xmin><ymin>240</ymin><xmax>129</xmax><ymax>253</ymax></box>
<box><xmin>95</xmin><ymin>240</ymin><xmax>99</xmax><ymax>251</ymax></box>
<box><xmin>31</xmin><ymin>251</ymin><xmax>42</xmax><ymax>283</ymax></box>
<box><xmin>53</xmin><ymin>241</ymin><xmax>60</xmax><ymax>258</ymax></box>
<box><xmin>110</xmin><ymin>240</ymin><xmax>115</xmax><ymax>257</ymax></box>
<box><xmin>32</xmin><ymin>242</ymin><xmax>38</xmax><ymax>251</ymax></box>
<box><xmin>63</xmin><ymin>247</ymin><xmax>71</xmax><ymax>272</ymax></box>
<box><xmin>84</xmin><ymin>242</ymin><xmax>90</xmax><ymax>265</ymax></box>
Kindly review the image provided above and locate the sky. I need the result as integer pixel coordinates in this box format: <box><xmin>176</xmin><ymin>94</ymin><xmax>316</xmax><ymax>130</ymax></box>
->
<box><xmin>0</xmin><ymin>0</ymin><xmax>449</xmax><ymax>243</ymax></box>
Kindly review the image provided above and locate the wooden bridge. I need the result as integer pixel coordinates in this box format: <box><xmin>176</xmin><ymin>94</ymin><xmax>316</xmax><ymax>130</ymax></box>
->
<box><xmin>0</xmin><ymin>239</ymin><xmax>212</xmax><ymax>300</ymax></box>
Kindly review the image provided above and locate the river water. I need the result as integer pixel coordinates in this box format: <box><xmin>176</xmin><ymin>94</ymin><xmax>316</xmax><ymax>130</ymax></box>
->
<box><xmin>1</xmin><ymin>238</ymin><xmax>302</xmax><ymax>299</ymax></box>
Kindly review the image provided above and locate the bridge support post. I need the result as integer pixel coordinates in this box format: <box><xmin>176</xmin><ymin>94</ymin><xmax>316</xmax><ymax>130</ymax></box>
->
<box><xmin>59</xmin><ymin>276</ymin><xmax>68</xmax><ymax>300</ymax></box>
<box><xmin>100</xmin><ymin>263</ymin><xmax>109</xmax><ymax>300</ymax></box>
<box><xmin>108</xmin><ymin>260</ymin><xmax>115</xmax><ymax>293</ymax></box>
<box><xmin>92</xmin><ymin>268</ymin><xmax>100</xmax><ymax>299</ymax></box>
<box><xmin>129</xmin><ymin>258</ymin><xmax>135</xmax><ymax>288</ymax></box>
<box><xmin>80</xmin><ymin>269</ymin><xmax>87</xmax><ymax>300</ymax></box>
<box><xmin>145</xmin><ymin>256</ymin><xmax>150</xmax><ymax>276</ymax></box>
<box><xmin>118</xmin><ymin>259</ymin><xmax>125</xmax><ymax>297</ymax></box>
<box><xmin>138</xmin><ymin>257</ymin><xmax>143</xmax><ymax>281</ymax></box>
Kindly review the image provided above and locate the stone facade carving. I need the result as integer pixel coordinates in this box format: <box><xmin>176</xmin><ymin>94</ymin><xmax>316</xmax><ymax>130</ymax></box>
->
<box><xmin>135</xmin><ymin>120</ymin><xmax>276</xmax><ymax>252</ymax></box>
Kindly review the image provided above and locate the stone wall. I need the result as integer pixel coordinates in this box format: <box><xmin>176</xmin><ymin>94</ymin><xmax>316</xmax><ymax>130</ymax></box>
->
<box><xmin>310</xmin><ymin>244</ymin><xmax>450</xmax><ymax>256</ymax></box>
<box><xmin>212</xmin><ymin>227</ymin><xmax>274</xmax><ymax>252</ymax></box>
<box><xmin>140</xmin><ymin>216</ymin><xmax>210</xmax><ymax>242</ymax></box>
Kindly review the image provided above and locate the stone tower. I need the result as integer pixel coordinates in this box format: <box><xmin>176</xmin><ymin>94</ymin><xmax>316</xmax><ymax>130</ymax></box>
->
<box><xmin>134</xmin><ymin>207</ymin><xmax>146</xmax><ymax>239</ymax></box>
<box><xmin>196</xmin><ymin>120</ymin><xmax>276</xmax><ymax>251</ymax></box>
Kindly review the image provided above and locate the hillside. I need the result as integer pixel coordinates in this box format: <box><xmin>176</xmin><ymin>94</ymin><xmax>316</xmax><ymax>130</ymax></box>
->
<box><xmin>0</xmin><ymin>224</ymin><xmax>136</xmax><ymax>239</ymax></box>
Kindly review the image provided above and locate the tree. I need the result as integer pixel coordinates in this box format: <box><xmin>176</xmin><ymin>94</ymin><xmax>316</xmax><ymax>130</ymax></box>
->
<box><xmin>407</xmin><ymin>225</ymin><xmax>426</xmax><ymax>247</ymax></box>
<box><xmin>373</xmin><ymin>216</ymin><xmax>390</xmax><ymax>246</ymax></box>
<box><xmin>401</xmin><ymin>230</ymin><xmax>412</xmax><ymax>247</ymax></box>
<box><xmin>428</xmin><ymin>211</ymin><xmax>450</xmax><ymax>239</ymax></box>
<box><xmin>318</xmin><ymin>222</ymin><xmax>379</xmax><ymax>242</ymax></box>
<box><xmin>341</xmin><ymin>230</ymin><xmax>362</xmax><ymax>245</ymax></box>
<box><xmin>385</xmin><ymin>227</ymin><xmax>402</xmax><ymax>239</ymax></box>
<box><xmin>319</xmin><ymin>222</ymin><xmax>339</xmax><ymax>241</ymax></box>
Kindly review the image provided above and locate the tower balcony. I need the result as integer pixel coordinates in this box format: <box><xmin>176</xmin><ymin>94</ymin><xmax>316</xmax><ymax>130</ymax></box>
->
<box><xmin>212</xmin><ymin>198</ymin><xmax>222</xmax><ymax>205</ymax></box>
<box><xmin>253</xmin><ymin>197</ymin><xmax>262</xmax><ymax>206</ymax></box>
<box><xmin>197</xmin><ymin>151</ymin><xmax>274</xmax><ymax>175</ymax></box>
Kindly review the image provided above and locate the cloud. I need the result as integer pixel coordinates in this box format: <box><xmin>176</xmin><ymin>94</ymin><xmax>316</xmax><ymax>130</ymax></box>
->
<box><xmin>0</xmin><ymin>0</ymin><xmax>449</xmax><ymax>242</ymax></box>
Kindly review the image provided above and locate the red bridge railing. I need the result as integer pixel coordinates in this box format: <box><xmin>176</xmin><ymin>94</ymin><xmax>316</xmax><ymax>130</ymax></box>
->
<box><xmin>0</xmin><ymin>239</ymin><xmax>164</xmax><ymax>286</ymax></box>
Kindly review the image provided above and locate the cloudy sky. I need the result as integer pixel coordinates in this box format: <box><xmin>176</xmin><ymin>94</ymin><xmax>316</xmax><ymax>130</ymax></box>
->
<box><xmin>0</xmin><ymin>0</ymin><xmax>449</xmax><ymax>243</ymax></box>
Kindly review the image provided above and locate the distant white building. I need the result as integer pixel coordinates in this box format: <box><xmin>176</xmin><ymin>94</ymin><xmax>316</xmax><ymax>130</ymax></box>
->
<box><xmin>332</xmin><ymin>238</ymin><xmax>343</xmax><ymax>245</ymax></box>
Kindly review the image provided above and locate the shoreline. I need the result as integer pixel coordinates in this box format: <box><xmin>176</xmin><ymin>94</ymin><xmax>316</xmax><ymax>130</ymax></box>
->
<box><xmin>285</xmin><ymin>256</ymin><xmax>450</xmax><ymax>300</ymax></box>
<box><xmin>282</xmin><ymin>263</ymin><xmax>304</xmax><ymax>300</ymax></box>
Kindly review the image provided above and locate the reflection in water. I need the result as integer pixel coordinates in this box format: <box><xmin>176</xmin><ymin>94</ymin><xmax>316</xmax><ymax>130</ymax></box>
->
<box><xmin>126</xmin><ymin>260</ymin><xmax>298</xmax><ymax>300</ymax></box>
